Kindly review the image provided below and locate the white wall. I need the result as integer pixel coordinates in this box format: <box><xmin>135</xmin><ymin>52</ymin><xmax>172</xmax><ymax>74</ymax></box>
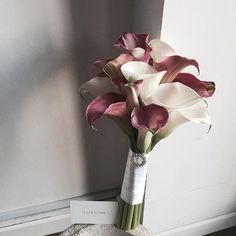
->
<box><xmin>144</xmin><ymin>0</ymin><xmax>236</xmax><ymax>235</ymax></box>
<box><xmin>0</xmin><ymin>0</ymin><xmax>130</xmax><ymax>213</ymax></box>
<box><xmin>0</xmin><ymin>0</ymin><xmax>164</xmax><ymax>217</ymax></box>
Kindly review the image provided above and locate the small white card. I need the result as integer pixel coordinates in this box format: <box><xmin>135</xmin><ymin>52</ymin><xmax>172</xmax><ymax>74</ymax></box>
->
<box><xmin>70</xmin><ymin>200</ymin><xmax>118</xmax><ymax>224</ymax></box>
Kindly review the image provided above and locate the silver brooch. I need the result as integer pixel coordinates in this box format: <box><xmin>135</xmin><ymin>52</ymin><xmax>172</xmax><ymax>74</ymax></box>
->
<box><xmin>131</xmin><ymin>153</ymin><xmax>146</xmax><ymax>167</ymax></box>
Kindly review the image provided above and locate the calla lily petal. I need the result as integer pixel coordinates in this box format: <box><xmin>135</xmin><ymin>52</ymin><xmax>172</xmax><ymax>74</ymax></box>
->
<box><xmin>103</xmin><ymin>54</ymin><xmax>133</xmax><ymax>76</ymax></box>
<box><xmin>86</xmin><ymin>92</ymin><xmax>124</xmax><ymax>127</ymax></box>
<box><xmin>144</xmin><ymin>82</ymin><xmax>202</xmax><ymax>109</ymax></box>
<box><xmin>179</xmin><ymin>103</ymin><xmax>211</xmax><ymax>125</ymax></box>
<box><xmin>154</xmin><ymin>103</ymin><xmax>211</xmax><ymax>140</ymax></box>
<box><xmin>200</xmin><ymin>81</ymin><xmax>216</xmax><ymax>97</ymax></box>
<box><xmin>149</xmin><ymin>39</ymin><xmax>175</xmax><ymax>62</ymax></box>
<box><xmin>114</xmin><ymin>32</ymin><xmax>152</xmax><ymax>62</ymax></box>
<box><xmin>154</xmin><ymin>110</ymin><xmax>188</xmax><ymax>139</ymax></box>
<box><xmin>154</xmin><ymin>55</ymin><xmax>200</xmax><ymax>83</ymax></box>
<box><xmin>121</xmin><ymin>61</ymin><xmax>157</xmax><ymax>82</ymax></box>
<box><xmin>111</xmin><ymin>76</ymin><xmax>128</xmax><ymax>86</ymax></box>
<box><xmin>173</xmin><ymin>73</ymin><xmax>216</xmax><ymax>97</ymax></box>
<box><xmin>131</xmin><ymin>47</ymin><xmax>145</xmax><ymax>59</ymax></box>
<box><xmin>104</xmin><ymin>101</ymin><xmax>135</xmax><ymax>137</ymax></box>
<box><xmin>94</xmin><ymin>59</ymin><xmax>111</xmax><ymax>71</ymax></box>
<box><xmin>104</xmin><ymin>101</ymin><xmax>128</xmax><ymax>120</ymax></box>
<box><xmin>131</xmin><ymin>104</ymin><xmax>169</xmax><ymax>133</ymax></box>
<box><xmin>139</xmin><ymin>71</ymin><xmax>166</xmax><ymax>101</ymax></box>
<box><xmin>79</xmin><ymin>77</ymin><xmax>119</xmax><ymax>98</ymax></box>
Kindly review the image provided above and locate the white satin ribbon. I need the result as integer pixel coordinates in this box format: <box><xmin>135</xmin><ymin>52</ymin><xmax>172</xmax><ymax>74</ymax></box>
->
<box><xmin>120</xmin><ymin>149</ymin><xmax>149</xmax><ymax>205</ymax></box>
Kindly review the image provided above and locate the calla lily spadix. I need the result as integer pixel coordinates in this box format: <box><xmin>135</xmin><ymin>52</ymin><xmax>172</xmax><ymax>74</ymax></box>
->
<box><xmin>79</xmin><ymin>32</ymin><xmax>215</xmax><ymax>231</ymax></box>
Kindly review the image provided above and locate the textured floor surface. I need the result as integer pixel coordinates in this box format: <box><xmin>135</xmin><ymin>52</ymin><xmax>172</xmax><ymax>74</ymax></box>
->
<box><xmin>49</xmin><ymin>224</ymin><xmax>149</xmax><ymax>236</ymax></box>
<box><xmin>49</xmin><ymin>225</ymin><xmax>236</xmax><ymax>236</ymax></box>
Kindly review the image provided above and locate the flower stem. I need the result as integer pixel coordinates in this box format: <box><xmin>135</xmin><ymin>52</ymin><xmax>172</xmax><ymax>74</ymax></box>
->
<box><xmin>137</xmin><ymin>203</ymin><xmax>143</xmax><ymax>226</ymax></box>
<box><xmin>116</xmin><ymin>197</ymin><xmax>124</xmax><ymax>228</ymax></box>
<box><xmin>131</xmin><ymin>204</ymin><xmax>138</xmax><ymax>229</ymax></box>
<box><xmin>125</xmin><ymin>204</ymin><xmax>134</xmax><ymax>230</ymax></box>
<box><xmin>121</xmin><ymin>202</ymin><xmax>128</xmax><ymax>230</ymax></box>
<box><xmin>116</xmin><ymin>199</ymin><xmax>144</xmax><ymax>231</ymax></box>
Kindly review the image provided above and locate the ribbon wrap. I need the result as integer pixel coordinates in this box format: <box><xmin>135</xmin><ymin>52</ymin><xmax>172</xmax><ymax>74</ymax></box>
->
<box><xmin>120</xmin><ymin>149</ymin><xmax>149</xmax><ymax>205</ymax></box>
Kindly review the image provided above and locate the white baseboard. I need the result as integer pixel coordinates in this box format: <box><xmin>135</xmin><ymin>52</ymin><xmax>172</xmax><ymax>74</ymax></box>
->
<box><xmin>0</xmin><ymin>213</ymin><xmax>70</xmax><ymax>236</ymax></box>
<box><xmin>1</xmin><ymin>193</ymin><xmax>236</xmax><ymax>236</ymax></box>
<box><xmin>0</xmin><ymin>188</ymin><xmax>119</xmax><ymax>236</ymax></box>
<box><xmin>153</xmin><ymin>212</ymin><xmax>236</xmax><ymax>236</ymax></box>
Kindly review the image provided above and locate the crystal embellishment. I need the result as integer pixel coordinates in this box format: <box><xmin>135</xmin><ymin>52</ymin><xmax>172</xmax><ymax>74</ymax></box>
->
<box><xmin>131</xmin><ymin>153</ymin><xmax>146</xmax><ymax>167</ymax></box>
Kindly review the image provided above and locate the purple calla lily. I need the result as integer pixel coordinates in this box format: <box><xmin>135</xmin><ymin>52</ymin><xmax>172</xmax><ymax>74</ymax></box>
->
<box><xmin>104</xmin><ymin>102</ymin><xmax>135</xmax><ymax>137</ymax></box>
<box><xmin>173</xmin><ymin>73</ymin><xmax>215</xmax><ymax>97</ymax></box>
<box><xmin>95</xmin><ymin>54</ymin><xmax>133</xmax><ymax>77</ymax></box>
<box><xmin>86</xmin><ymin>92</ymin><xmax>125</xmax><ymax>128</ymax></box>
<box><xmin>114</xmin><ymin>32</ymin><xmax>152</xmax><ymax>63</ymax></box>
<box><xmin>131</xmin><ymin>104</ymin><xmax>169</xmax><ymax>133</ymax></box>
<box><xmin>154</xmin><ymin>55</ymin><xmax>200</xmax><ymax>83</ymax></box>
<box><xmin>80</xmin><ymin>32</ymin><xmax>215</xmax><ymax>153</ymax></box>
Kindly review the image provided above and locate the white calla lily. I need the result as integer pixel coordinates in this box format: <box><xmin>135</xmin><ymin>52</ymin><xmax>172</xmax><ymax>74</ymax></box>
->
<box><xmin>120</xmin><ymin>61</ymin><xmax>211</xmax><ymax>139</ymax></box>
<box><xmin>143</xmin><ymin>82</ymin><xmax>203</xmax><ymax>109</ymax></box>
<box><xmin>178</xmin><ymin>103</ymin><xmax>211</xmax><ymax>125</ymax></box>
<box><xmin>79</xmin><ymin>77</ymin><xmax>119</xmax><ymax>97</ymax></box>
<box><xmin>157</xmin><ymin>103</ymin><xmax>211</xmax><ymax>139</ymax></box>
<box><xmin>149</xmin><ymin>39</ymin><xmax>175</xmax><ymax>62</ymax></box>
<box><xmin>121</xmin><ymin>61</ymin><xmax>157</xmax><ymax>82</ymax></box>
<box><xmin>139</xmin><ymin>71</ymin><xmax>166</xmax><ymax>100</ymax></box>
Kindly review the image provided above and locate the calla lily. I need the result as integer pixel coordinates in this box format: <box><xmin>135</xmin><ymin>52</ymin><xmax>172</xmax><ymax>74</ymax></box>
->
<box><xmin>143</xmin><ymin>82</ymin><xmax>203</xmax><ymax>109</ymax></box>
<box><xmin>121</xmin><ymin>61</ymin><xmax>158</xmax><ymax>82</ymax></box>
<box><xmin>122</xmin><ymin>80</ymin><xmax>143</xmax><ymax>109</ymax></box>
<box><xmin>154</xmin><ymin>55</ymin><xmax>200</xmax><ymax>83</ymax></box>
<box><xmin>151</xmin><ymin>103</ymin><xmax>211</xmax><ymax>149</ymax></box>
<box><xmin>131</xmin><ymin>104</ymin><xmax>169</xmax><ymax>153</ymax></box>
<box><xmin>79</xmin><ymin>77</ymin><xmax>119</xmax><ymax>98</ymax></box>
<box><xmin>149</xmin><ymin>39</ymin><xmax>200</xmax><ymax>83</ymax></box>
<box><xmin>131</xmin><ymin>104</ymin><xmax>169</xmax><ymax>133</ymax></box>
<box><xmin>85</xmin><ymin>81</ymin><xmax>143</xmax><ymax>131</ymax></box>
<box><xmin>81</xmin><ymin>33</ymin><xmax>215</xmax><ymax>154</ymax></box>
<box><xmin>114</xmin><ymin>32</ymin><xmax>152</xmax><ymax>62</ymax></box>
<box><xmin>95</xmin><ymin>54</ymin><xmax>133</xmax><ymax>77</ymax></box>
<box><xmin>86</xmin><ymin>92</ymin><xmax>125</xmax><ymax>128</ymax></box>
<box><xmin>94</xmin><ymin>59</ymin><xmax>112</xmax><ymax>71</ymax></box>
<box><xmin>173</xmin><ymin>73</ymin><xmax>215</xmax><ymax>97</ymax></box>
<box><xmin>149</xmin><ymin>39</ymin><xmax>175</xmax><ymax>62</ymax></box>
<box><xmin>103</xmin><ymin>54</ymin><xmax>133</xmax><ymax>76</ymax></box>
<box><xmin>104</xmin><ymin>101</ymin><xmax>135</xmax><ymax>137</ymax></box>
<box><xmin>120</xmin><ymin>61</ymin><xmax>212</xmax><ymax>143</ymax></box>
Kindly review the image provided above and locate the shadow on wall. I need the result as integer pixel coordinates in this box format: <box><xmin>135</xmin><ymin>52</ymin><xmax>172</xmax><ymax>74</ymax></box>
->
<box><xmin>0</xmin><ymin>0</ymin><xmax>165</xmax><ymax>211</ymax></box>
<box><xmin>68</xmin><ymin>0</ymin><xmax>164</xmax><ymax>193</ymax></box>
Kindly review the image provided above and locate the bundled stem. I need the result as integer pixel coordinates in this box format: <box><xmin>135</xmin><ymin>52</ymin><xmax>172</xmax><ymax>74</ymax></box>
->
<box><xmin>116</xmin><ymin>198</ymin><xmax>143</xmax><ymax>231</ymax></box>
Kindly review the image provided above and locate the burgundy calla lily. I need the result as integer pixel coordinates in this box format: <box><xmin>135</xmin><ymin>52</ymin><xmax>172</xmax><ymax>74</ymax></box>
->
<box><xmin>94</xmin><ymin>59</ymin><xmax>112</xmax><ymax>71</ymax></box>
<box><xmin>86</xmin><ymin>92</ymin><xmax>125</xmax><ymax>128</ymax></box>
<box><xmin>154</xmin><ymin>55</ymin><xmax>200</xmax><ymax>83</ymax></box>
<box><xmin>131</xmin><ymin>104</ymin><xmax>169</xmax><ymax>133</ymax></box>
<box><xmin>173</xmin><ymin>73</ymin><xmax>216</xmax><ymax>97</ymax></box>
<box><xmin>104</xmin><ymin>101</ymin><xmax>135</xmax><ymax>137</ymax></box>
<box><xmin>95</xmin><ymin>54</ymin><xmax>133</xmax><ymax>77</ymax></box>
<box><xmin>114</xmin><ymin>32</ymin><xmax>152</xmax><ymax>63</ymax></box>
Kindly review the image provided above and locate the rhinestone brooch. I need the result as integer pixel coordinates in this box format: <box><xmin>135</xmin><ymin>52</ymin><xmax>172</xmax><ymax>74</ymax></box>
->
<box><xmin>131</xmin><ymin>153</ymin><xmax>146</xmax><ymax>167</ymax></box>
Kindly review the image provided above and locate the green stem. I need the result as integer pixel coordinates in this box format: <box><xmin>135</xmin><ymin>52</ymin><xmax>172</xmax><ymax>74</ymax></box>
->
<box><xmin>137</xmin><ymin>203</ymin><xmax>143</xmax><ymax>226</ymax></box>
<box><xmin>116</xmin><ymin>198</ymin><xmax>124</xmax><ymax>228</ymax></box>
<box><xmin>121</xmin><ymin>202</ymin><xmax>128</xmax><ymax>230</ymax></box>
<box><xmin>125</xmin><ymin>204</ymin><xmax>134</xmax><ymax>230</ymax></box>
<box><xmin>131</xmin><ymin>205</ymin><xmax>138</xmax><ymax>229</ymax></box>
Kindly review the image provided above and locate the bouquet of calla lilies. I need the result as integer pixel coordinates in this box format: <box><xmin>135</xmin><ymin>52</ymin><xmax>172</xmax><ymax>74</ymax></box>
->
<box><xmin>80</xmin><ymin>32</ymin><xmax>215</xmax><ymax>231</ymax></box>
